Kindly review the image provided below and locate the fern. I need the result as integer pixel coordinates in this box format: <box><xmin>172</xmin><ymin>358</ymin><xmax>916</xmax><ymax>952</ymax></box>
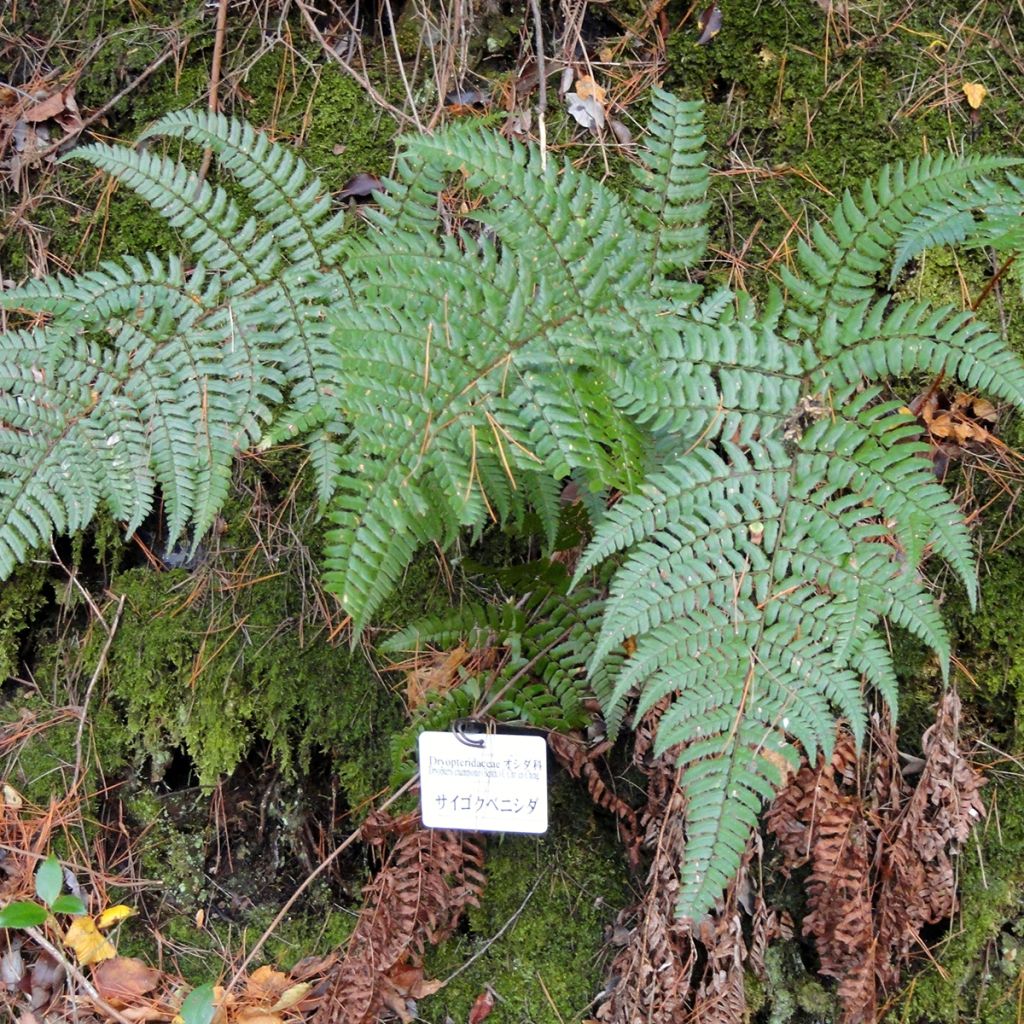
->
<box><xmin>2</xmin><ymin>90</ymin><xmax>1024</xmax><ymax>920</ymax></box>
<box><xmin>382</xmin><ymin>585</ymin><xmax>612</xmax><ymax>781</ymax></box>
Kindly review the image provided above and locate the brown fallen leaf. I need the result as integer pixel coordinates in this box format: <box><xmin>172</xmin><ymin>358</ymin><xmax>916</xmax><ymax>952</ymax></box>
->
<box><xmin>608</xmin><ymin>118</ymin><xmax>633</xmax><ymax>146</ymax></box>
<box><xmin>387</xmin><ymin>962</ymin><xmax>444</xmax><ymax>1000</ymax></box>
<box><xmin>696</xmin><ymin>5</ymin><xmax>723</xmax><ymax>45</ymax></box>
<box><xmin>23</xmin><ymin>91</ymin><xmax>67</xmax><ymax>123</ymax></box>
<box><xmin>235</xmin><ymin>1011</ymin><xmax>283</xmax><ymax>1024</ymax></box>
<box><xmin>970</xmin><ymin>395</ymin><xmax>997</xmax><ymax>422</ymax></box>
<box><xmin>22</xmin><ymin>88</ymin><xmax>81</xmax><ymax>135</ymax></box>
<box><xmin>246</xmin><ymin>964</ymin><xmax>290</xmax><ymax>1003</ymax></box>
<box><xmin>339</xmin><ymin>173</ymin><xmax>384</xmax><ymax>201</ymax></box>
<box><xmin>93</xmin><ymin>957</ymin><xmax>161</xmax><ymax>1007</ymax></box>
<box><xmin>468</xmin><ymin>987</ymin><xmax>496</xmax><ymax>1024</ymax></box>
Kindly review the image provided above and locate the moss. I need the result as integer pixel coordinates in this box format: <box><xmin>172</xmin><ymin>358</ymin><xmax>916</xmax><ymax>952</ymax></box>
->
<box><xmin>419</xmin><ymin>777</ymin><xmax>629</xmax><ymax>1024</ymax></box>
<box><xmin>239</xmin><ymin>48</ymin><xmax>397</xmax><ymax>183</ymax></box>
<box><xmin>755</xmin><ymin>943</ymin><xmax>839</xmax><ymax>1024</ymax></box>
<box><xmin>0</xmin><ymin>689</ymin><xmax>129</xmax><ymax>808</ymax></box>
<box><xmin>0</xmin><ymin>562</ymin><xmax>50</xmax><ymax>683</ymax></box>
<box><xmin>88</xmin><ymin>561</ymin><xmax>396</xmax><ymax>803</ymax></box>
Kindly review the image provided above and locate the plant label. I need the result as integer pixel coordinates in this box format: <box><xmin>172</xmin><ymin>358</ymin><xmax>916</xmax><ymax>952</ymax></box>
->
<box><xmin>418</xmin><ymin>731</ymin><xmax>548</xmax><ymax>834</ymax></box>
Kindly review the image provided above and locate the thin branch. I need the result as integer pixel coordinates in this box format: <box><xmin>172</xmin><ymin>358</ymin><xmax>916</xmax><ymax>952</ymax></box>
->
<box><xmin>72</xmin><ymin>594</ymin><xmax>127</xmax><ymax>790</ymax></box>
<box><xmin>295</xmin><ymin>0</ymin><xmax>418</xmax><ymax>129</ymax></box>
<box><xmin>195</xmin><ymin>0</ymin><xmax>231</xmax><ymax>191</ymax></box>
<box><xmin>442</xmin><ymin>873</ymin><xmax>543</xmax><ymax>984</ymax></box>
<box><xmin>383</xmin><ymin>0</ymin><xmax>425</xmax><ymax>132</ymax></box>
<box><xmin>529</xmin><ymin>0</ymin><xmax>548</xmax><ymax>169</ymax></box>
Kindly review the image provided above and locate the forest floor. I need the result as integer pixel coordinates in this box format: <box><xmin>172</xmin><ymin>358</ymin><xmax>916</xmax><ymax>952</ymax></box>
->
<box><xmin>4</xmin><ymin>1</ymin><xmax>1024</xmax><ymax>1023</ymax></box>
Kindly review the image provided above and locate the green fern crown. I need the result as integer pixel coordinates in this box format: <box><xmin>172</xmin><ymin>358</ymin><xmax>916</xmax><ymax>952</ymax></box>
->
<box><xmin>1</xmin><ymin>91</ymin><xmax>1023</xmax><ymax>921</ymax></box>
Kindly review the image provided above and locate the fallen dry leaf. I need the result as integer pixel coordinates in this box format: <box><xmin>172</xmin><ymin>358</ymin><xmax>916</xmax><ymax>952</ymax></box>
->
<box><xmin>608</xmin><ymin>119</ymin><xmax>633</xmax><ymax>146</ymax></box>
<box><xmin>565</xmin><ymin>93</ymin><xmax>606</xmax><ymax>131</ymax></box>
<box><xmin>963</xmin><ymin>82</ymin><xmax>988</xmax><ymax>109</ymax></box>
<box><xmin>235</xmin><ymin>1011</ymin><xmax>282</xmax><ymax>1024</ymax></box>
<box><xmin>244</xmin><ymin>964</ymin><xmax>292</xmax><ymax>1008</ymax></box>
<box><xmin>405</xmin><ymin>646</ymin><xmax>467</xmax><ymax>709</ymax></box>
<box><xmin>969</xmin><ymin>395</ymin><xmax>997</xmax><ymax>422</ymax></box>
<box><xmin>21</xmin><ymin>88</ymin><xmax>81</xmax><ymax>134</ymax></box>
<box><xmin>339</xmin><ymin>173</ymin><xmax>383</xmax><ymax>201</ymax></box>
<box><xmin>574</xmin><ymin>75</ymin><xmax>606</xmax><ymax>106</ymax></box>
<box><xmin>269</xmin><ymin>983</ymin><xmax>312</xmax><ymax>1012</ymax></box>
<box><xmin>63</xmin><ymin>917</ymin><xmax>116</xmax><ymax>966</ymax></box>
<box><xmin>468</xmin><ymin>987</ymin><xmax>496</xmax><ymax>1024</ymax></box>
<box><xmin>696</xmin><ymin>5</ymin><xmax>723</xmax><ymax>45</ymax></box>
<box><xmin>93</xmin><ymin>958</ymin><xmax>161</xmax><ymax>1007</ymax></box>
<box><xmin>23</xmin><ymin>92</ymin><xmax>67</xmax><ymax>123</ymax></box>
<box><xmin>96</xmin><ymin>905</ymin><xmax>137</xmax><ymax>929</ymax></box>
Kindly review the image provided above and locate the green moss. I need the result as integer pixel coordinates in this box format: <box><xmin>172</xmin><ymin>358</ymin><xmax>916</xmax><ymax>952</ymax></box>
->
<box><xmin>0</xmin><ymin>562</ymin><xmax>50</xmax><ymax>682</ymax></box>
<box><xmin>756</xmin><ymin>943</ymin><xmax>838</xmax><ymax>1024</ymax></box>
<box><xmin>419</xmin><ymin>778</ymin><xmax>629</xmax><ymax>1024</ymax></box>
<box><xmin>239</xmin><ymin>49</ymin><xmax>397</xmax><ymax>183</ymax></box>
<box><xmin>91</xmin><ymin>561</ymin><xmax>396</xmax><ymax>802</ymax></box>
<box><xmin>0</xmin><ymin>689</ymin><xmax>128</xmax><ymax>808</ymax></box>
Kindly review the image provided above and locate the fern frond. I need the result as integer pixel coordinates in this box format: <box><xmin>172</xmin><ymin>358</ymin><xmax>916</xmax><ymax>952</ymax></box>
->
<box><xmin>384</xmin><ymin>587</ymin><xmax>604</xmax><ymax>779</ymax></box>
<box><xmin>783</xmin><ymin>153</ymin><xmax>1018</xmax><ymax>326</ymax></box>
<box><xmin>632</xmin><ymin>88</ymin><xmax>710</xmax><ymax>291</ymax></box>
<box><xmin>142</xmin><ymin>109</ymin><xmax>347</xmax><ymax>265</ymax></box>
<box><xmin>811</xmin><ymin>299</ymin><xmax>1024</xmax><ymax>408</ymax></box>
<box><xmin>67</xmin><ymin>137</ymin><xmax>350</xmax><ymax>504</ymax></box>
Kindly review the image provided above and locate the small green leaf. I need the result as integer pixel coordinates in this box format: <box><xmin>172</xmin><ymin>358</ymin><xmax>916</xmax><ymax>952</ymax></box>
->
<box><xmin>179</xmin><ymin>982</ymin><xmax>217</xmax><ymax>1024</ymax></box>
<box><xmin>0</xmin><ymin>901</ymin><xmax>48</xmax><ymax>928</ymax></box>
<box><xmin>35</xmin><ymin>855</ymin><xmax>63</xmax><ymax>908</ymax></box>
<box><xmin>50</xmin><ymin>894</ymin><xmax>87</xmax><ymax>916</ymax></box>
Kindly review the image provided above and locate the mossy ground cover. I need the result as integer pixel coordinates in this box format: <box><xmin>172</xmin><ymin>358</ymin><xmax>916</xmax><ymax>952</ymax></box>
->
<box><xmin>4</xmin><ymin>0</ymin><xmax>1024</xmax><ymax>1019</ymax></box>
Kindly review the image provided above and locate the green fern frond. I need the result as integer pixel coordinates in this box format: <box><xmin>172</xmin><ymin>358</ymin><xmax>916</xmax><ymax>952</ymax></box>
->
<box><xmin>321</xmin><ymin>129</ymin><xmax>659</xmax><ymax>629</ymax></box>
<box><xmin>384</xmin><ymin>587</ymin><xmax>604</xmax><ymax>779</ymax></box>
<box><xmin>142</xmin><ymin>109</ymin><xmax>347</xmax><ymax>266</ymax></box>
<box><xmin>632</xmin><ymin>88</ymin><xmax>710</xmax><ymax>291</ymax></box>
<box><xmin>811</xmin><ymin>298</ymin><xmax>1024</xmax><ymax>406</ymax></box>
<box><xmin>782</xmin><ymin>153</ymin><xmax>1018</xmax><ymax>326</ymax></box>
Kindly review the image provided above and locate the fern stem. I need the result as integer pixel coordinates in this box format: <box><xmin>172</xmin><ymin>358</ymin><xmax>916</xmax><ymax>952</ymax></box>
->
<box><xmin>193</xmin><ymin>0</ymin><xmax>230</xmax><ymax>193</ymax></box>
<box><xmin>529</xmin><ymin>0</ymin><xmax>548</xmax><ymax>170</ymax></box>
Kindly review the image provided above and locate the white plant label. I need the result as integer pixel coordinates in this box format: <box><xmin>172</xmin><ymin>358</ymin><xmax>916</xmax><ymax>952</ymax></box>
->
<box><xmin>418</xmin><ymin>731</ymin><xmax>548</xmax><ymax>834</ymax></box>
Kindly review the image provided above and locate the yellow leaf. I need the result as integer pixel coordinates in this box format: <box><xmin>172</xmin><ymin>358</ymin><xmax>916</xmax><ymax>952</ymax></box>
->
<box><xmin>575</xmin><ymin>75</ymin><xmax>606</xmax><ymax>106</ymax></box>
<box><xmin>963</xmin><ymin>82</ymin><xmax>988</xmax><ymax>109</ymax></box>
<box><xmin>2</xmin><ymin>783</ymin><xmax>23</xmax><ymax>810</ymax></box>
<box><xmin>236</xmin><ymin>1012</ymin><xmax>283</xmax><ymax>1024</ymax></box>
<box><xmin>269</xmin><ymin>983</ymin><xmax>312</xmax><ymax>1012</ymax></box>
<box><xmin>64</xmin><ymin>917</ymin><xmax>116</xmax><ymax>966</ymax></box>
<box><xmin>245</xmin><ymin>965</ymin><xmax>290</xmax><ymax>1005</ymax></box>
<box><xmin>96</xmin><ymin>905</ymin><xmax>137</xmax><ymax>929</ymax></box>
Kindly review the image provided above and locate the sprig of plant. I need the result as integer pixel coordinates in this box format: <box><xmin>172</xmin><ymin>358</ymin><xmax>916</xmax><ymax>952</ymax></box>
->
<box><xmin>0</xmin><ymin>854</ymin><xmax>86</xmax><ymax>927</ymax></box>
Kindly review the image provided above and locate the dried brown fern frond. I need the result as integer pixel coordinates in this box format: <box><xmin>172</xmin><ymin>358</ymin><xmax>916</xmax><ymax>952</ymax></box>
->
<box><xmin>596</xmin><ymin>701</ymin><xmax>777</xmax><ymax>1024</ymax></box>
<box><xmin>765</xmin><ymin>691</ymin><xmax>985</xmax><ymax>1023</ymax></box>
<box><xmin>315</xmin><ymin>810</ymin><xmax>486</xmax><ymax>1024</ymax></box>
<box><xmin>547</xmin><ymin>731</ymin><xmax>640</xmax><ymax>857</ymax></box>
